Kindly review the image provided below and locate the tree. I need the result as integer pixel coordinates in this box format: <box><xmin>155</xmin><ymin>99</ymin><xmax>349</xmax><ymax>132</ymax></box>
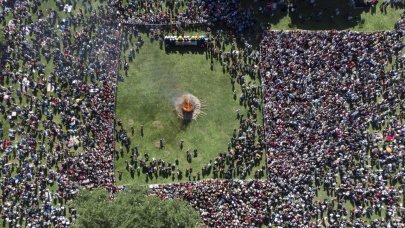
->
<box><xmin>72</xmin><ymin>186</ymin><xmax>202</xmax><ymax>228</ymax></box>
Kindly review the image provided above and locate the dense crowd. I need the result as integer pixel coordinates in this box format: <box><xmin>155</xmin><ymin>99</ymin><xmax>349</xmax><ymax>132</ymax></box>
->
<box><xmin>396</xmin><ymin>18</ymin><xmax>405</xmax><ymax>30</ymax></box>
<box><xmin>0</xmin><ymin>0</ymin><xmax>403</xmax><ymax>227</ymax></box>
<box><xmin>118</xmin><ymin>0</ymin><xmax>253</xmax><ymax>33</ymax></box>
<box><xmin>0</xmin><ymin>0</ymin><xmax>121</xmax><ymax>226</ymax></box>
<box><xmin>259</xmin><ymin>30</ymin><xmax>404</xmax><ymax>226</ymax></box>
<box><xmin>150</xmin><ymin>180</ymin><xmax>278</xmax><ymax>227</ymax></box>
<box><xmin>0</xmin><ymin>0</ymin><xmax>266</xmax><ymax>226</ymax></box>
<box><xmin>150</xmin><ymin>29</ymin><xmax>404</xmax><ymax>227</ymax></box>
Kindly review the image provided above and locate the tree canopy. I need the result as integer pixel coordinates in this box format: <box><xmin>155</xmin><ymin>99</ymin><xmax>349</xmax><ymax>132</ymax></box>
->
<box><xmin>73</xmin><ymin>186</ymin><xmax>201</xmax><ymax>228</ymax></box>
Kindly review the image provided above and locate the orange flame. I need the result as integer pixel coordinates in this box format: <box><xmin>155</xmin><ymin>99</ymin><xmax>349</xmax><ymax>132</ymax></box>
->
<box><xmin>182</xmin><ymin>97</ymin><xmax>193</xmax><ymax>112</ymax></box>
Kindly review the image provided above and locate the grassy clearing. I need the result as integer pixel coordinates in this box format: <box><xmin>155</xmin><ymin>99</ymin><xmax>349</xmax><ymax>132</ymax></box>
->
<box><xmin>114</xmin><ymin>34</ymin><xmax>244</xmax><ymax>185</ymax></box>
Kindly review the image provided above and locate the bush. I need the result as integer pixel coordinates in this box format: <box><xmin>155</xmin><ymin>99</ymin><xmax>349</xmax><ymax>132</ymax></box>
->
<box><xmin>73</xmin><ymin>186</ymin><xmax>202</xmax><ymax>228</ymax></box>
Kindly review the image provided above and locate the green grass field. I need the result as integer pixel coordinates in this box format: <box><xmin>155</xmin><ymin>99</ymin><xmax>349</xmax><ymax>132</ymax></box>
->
<box><xmin>114</xmin><ymin>34</ymin><xmax>247</xmax><ymax>185</ymax></box>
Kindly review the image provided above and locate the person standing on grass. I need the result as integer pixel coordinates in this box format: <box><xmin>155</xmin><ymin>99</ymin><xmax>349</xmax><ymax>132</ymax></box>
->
<box><xmin>140</xmin><ymin>124</ymin><xmax>144</xmax><ymax>137</ymax></box>
<box><xmin>180</xmin><ymin>139</ymin><xmax>184</xmax><ymax>150</ymax></box>
<box><xmin>160</xmin><ymin>138</ymin><xmax>164</xmax><ymax>149</ymax></box>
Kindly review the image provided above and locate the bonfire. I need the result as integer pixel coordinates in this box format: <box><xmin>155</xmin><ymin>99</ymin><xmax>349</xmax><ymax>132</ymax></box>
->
<box><xmin>181</xmin><ymin>97</ymin><xmax>194</xmax><ymax>113</ymax></box>
<box><xmin>175</xmin><ymin>94</ymin><xmax>204</xmax><ymax>121</ymax></box>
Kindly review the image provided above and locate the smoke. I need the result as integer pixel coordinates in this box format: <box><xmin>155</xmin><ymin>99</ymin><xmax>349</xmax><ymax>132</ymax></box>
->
<box><xmin>174</xmin><ymin>93</ymin><xmax>204</xmax><ymax>121</ymax></box>
<box><xmin>173</xmin><ymin>92</ymin><xmax>192</xmax><ymax>108</ymax></box>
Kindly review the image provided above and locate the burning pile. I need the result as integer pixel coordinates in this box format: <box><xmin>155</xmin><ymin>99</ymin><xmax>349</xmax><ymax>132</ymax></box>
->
<box><xmin>181</xmin><ymin>97</ymin><xmax>194</xmax><ymax>113</ymax></box>
<box><xmin>175</xmin><ymin>94</ymin><xmax>203</xmax><ymax>121</ymax></box>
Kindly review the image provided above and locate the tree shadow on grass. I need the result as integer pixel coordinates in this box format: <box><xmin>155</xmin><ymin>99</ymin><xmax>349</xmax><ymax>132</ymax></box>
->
<box><xmin>240</xmin><ymin>0</ymin><xmax>373</xmax><ymax>31</ymax></box>
<box><xmin>240</xmin><ymin>0</ymin><xmax>288</xmax><ymax>28</ymax></box>
<box><xmin>288</xmin><ymin>0</ymin><xmax>371</xmax><ymax>30</ymax></box>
